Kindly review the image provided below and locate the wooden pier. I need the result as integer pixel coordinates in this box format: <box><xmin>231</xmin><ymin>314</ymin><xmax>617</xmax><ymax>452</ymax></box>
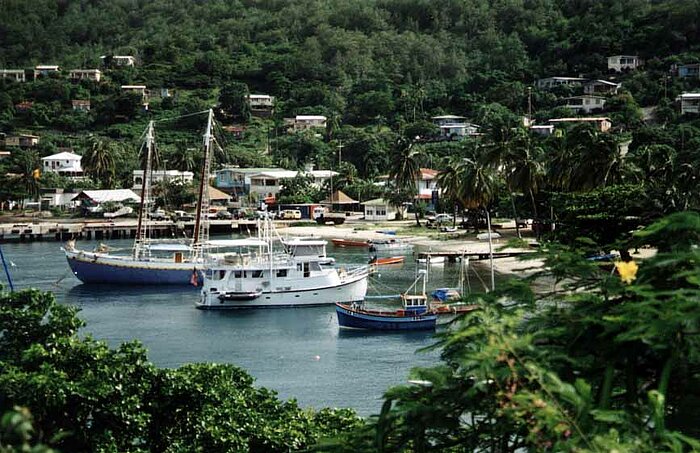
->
<box><xmin>416</xmin><ymin>250</ymin><xmax>533</xmax><ymax>262</ymax></box>
<box><xmin>0</xmin><ymin>219</ymin><xmax>258</xmax><ymax>243</ymax></box>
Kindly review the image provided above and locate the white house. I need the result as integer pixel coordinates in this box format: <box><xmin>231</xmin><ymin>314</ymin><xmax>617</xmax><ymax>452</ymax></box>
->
<box><xmin>101</xmin><ymin>55</ymin><xmax>136</xmax><ymax>67</ymax></box>
<box><xmin>561</xmin><ymin>95</ymin><xmax>607</xmax><ymax>114</ymax></box>
<box><xmin>364</xmin><ymin>198</ymin><xmax>397</xmax><ymax>221</ymax></box>
<box><xmin>549</xmin><ymin>117</ymin><xmax>612</xmax><ymax>133</ymax></box>
<box><xmin>41</xmin><ymin>151</ymin><xmax>84</xmax><ymax>178</ymax></box>
<box><xmin>0</xmin><ymin>69</ymin><xmax>26</xmax><ymax>83</ymax></box>
<box><xmin>69</xmin><ymin>69</ymin><xmax>102</xmax><ymax>82</ymax></box>
<box><xmin>678</xmin><ymin>93</ymin><xmax>700</xmax><ymax>115</ymax></box>
<box><xmin>132</xmin><ymin>170</ymin><xmax>194</xmax><ymax>188</ymax></box>
<box><xmin>535</xmin><ymin>77</ymin><xmax>585</xmax><ymax>90</ymax></box>
<box><xmin>34</xmin><ymin>65</ymin><xmax>60</xmax><ymax>78</ymax></box>
<box><xmin>293</xmin><ymin>115</ymin><xmax>327</xmax><ymax>131</ymax></box>
<box><xmin>121</xmin><ymin>85</ymin><xmax>149</xmax><ymax>109</ymax></box>
<box><xmin>431</xmin><ymin>115</ymin><xmax>479</xmax><ymax>138</ymax></box>
<box><xmin>608</xmin><ymin>55</ymin><xmax>642</xmax><ymax>72</ymax></box>
<box><xmin>530</xmin><ymin>125</ymin><xmax>555</xmax><ymax>136</ymax></box>
<box><xmin>248</xmin><ymin>94</ymin><xmax>274</xmax><ymax>109</ymax></box>
<box><xmin>583</xmin><ymin>79</ymin><xmax>621</xmax><ymax>95</ymax></box>
<box><xmin>71</xmin><ymin>100</ymin><xmax>91</xmax><ymax>111</ymax></box>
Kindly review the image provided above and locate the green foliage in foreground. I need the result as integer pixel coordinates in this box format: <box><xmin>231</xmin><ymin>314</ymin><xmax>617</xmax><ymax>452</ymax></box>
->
<box><xmin>320</xmin><ymin>212</ymin><xmax>700</xmax><ymax>452</ymax></box>
<box><xmin>0</xmin><ymin>290</ymin><xmax>360</xmax><ymax>452</ymax></box>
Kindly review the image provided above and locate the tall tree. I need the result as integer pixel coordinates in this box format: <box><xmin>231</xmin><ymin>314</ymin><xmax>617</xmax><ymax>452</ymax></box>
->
<box><xmin>82</xmin><ymin>136</ymin><xmax>120</xmax><ymax>189</ymax></box>
<box><xmin>388</xmin><ymin>137</ymin><xmax>421</xmax><ymax>225</ymax></box>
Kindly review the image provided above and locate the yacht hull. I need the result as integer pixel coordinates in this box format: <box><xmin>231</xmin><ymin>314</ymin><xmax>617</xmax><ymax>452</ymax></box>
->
<box><xmin>65</xmin><ymin>250</ymin><xmax>200</xmax><ymax>285</ymax></box>
<box><xmin>196</xmin><ymin>272</ymin><xmax>368</xmax><ymax>309</ymax></box>
<box><xmin>335</xmin><ymin>303</ymin><xmax>437</xmax><ymax>331</ymax></box>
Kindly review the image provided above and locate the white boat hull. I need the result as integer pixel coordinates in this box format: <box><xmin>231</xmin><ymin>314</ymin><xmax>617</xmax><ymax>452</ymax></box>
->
<box><xmin>196</xmin><ymin>271</ymin><xmax>368</xmax><ymax>309</ymax></box>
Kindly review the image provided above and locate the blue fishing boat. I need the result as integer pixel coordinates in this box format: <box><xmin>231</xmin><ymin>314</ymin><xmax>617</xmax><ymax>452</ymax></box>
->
<box><xmin>64</xmin><ymin>110</ymin><xmax>215</xmax><ymax>285</ymax></box>
<box><xmin>335</xmin><ymin>270</ymin><xmax>436</xmax><ymax>331</ymax></box>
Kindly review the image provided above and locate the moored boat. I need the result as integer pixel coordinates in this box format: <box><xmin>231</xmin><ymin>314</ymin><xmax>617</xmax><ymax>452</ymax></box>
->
<box><xmin>335</xmin><ymin>270</ymin><xmax>436</xmax><ymax>331</ymax></box>
<box><xmin>368</xmin><ymin>238</ymin><xmax>413</xmax><ymax>253</ymax></box>
<box><xmin>64</xmin><ymin>111</ymin><xmax>217</xmax><ymax>285</ymax></box>
<box><xmin>369</xmin><ymin>256</ymin><xmax>405</xmax><ymax>265</ymax></box>
<box><xmin>417</xmin><ymin>255</ymin><xmax>446</xmax><ymax>265</ymax></box>
<box><xmin>197</xmin><ymin>217</ymin><xmax>370</xmax><ymax>309</ymax></box>
<box><xmin>331</xmin><ymin>238</ymin><xmax>370</xmax><ymax>247</ymax></box>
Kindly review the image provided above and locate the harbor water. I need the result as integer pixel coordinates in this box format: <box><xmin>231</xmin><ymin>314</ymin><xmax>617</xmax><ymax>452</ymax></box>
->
<box><xmin>0</xmin><ymin>237</ymin><xmax>497</xmax><ymax>416</ymax></box>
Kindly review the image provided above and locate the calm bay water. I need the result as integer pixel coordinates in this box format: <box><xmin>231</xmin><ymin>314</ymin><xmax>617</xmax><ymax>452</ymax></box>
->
<box><xmin>0</xmin><ymin>237</ymin><xmax>493</xmax><ymax>415</ymax></box>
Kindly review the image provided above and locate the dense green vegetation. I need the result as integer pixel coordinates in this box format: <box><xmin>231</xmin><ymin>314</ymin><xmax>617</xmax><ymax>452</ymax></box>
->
<box><xmin>0</xmin><ymin>288</ymin><xmax>360</xmax><ymax>452</ymax></box>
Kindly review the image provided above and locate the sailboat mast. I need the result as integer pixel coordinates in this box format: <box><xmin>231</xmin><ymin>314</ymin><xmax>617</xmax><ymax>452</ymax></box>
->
<box><xmin>192</xmin><ymin>109</ymin><xmax>214</xmax><ymax>258</ymax></box>
<box><xmin>133</xmin><ymin>121</ymin><xmax>155</xmax><ymax>259</ymax></box>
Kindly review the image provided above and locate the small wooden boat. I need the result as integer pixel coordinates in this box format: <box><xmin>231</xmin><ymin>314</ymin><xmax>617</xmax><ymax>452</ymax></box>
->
<box><xmin>369</xmin><ymin>256</ymin><xmax>405</xmax><ymax>265</ymax></box>
<box><xmin>331</xmin><ymin>238</ymin><xmax>370</xmax><ymax>247</ymax></box>
<box><xmin>335</xmin><ymin>271</ymin><xmax>436</xmax><ymax>331</ymax></box>
<box><xmin>368</xmin><ymin>238</ymin><xmax>413</xmax><ymax>253</ymax></box>
<box><xmin>417</xmin><ymin>255</ymin><xmax>446</xmax><ymax>265</ymax></box>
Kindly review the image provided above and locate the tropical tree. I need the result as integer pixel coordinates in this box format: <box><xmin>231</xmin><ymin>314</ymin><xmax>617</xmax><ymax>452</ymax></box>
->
<box><xmin>388</xmin><ymin>137</ymin><xmax>421</xmax><ymax>225</ymax></box>
<box><xmin>169</xmin><ymin>141</ymin><xmax>198</xmax><ymax>172</ymax></box>
<box><xmin>82</xmin><ymin>135</ymin><xmax>120</xmax><ymax>188</ymax></box>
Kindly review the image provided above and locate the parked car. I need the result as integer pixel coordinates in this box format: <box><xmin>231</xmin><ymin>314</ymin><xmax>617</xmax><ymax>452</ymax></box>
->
<box><xmin>426</xmin><ymin>213</ymin><xmax>454</xmax><ymax>228</ymax></box>
<box><xmin>150</xmin><ymin>209</ymin><xmax>168</xmax><ymax>220</ymax></box>
<box><xmin>279</xmin><ymin>209</ymin><xmax>302</xmax><ymax>220</ymax></box>
<box><xmin>172</xmin><ymin>210</ymin><xmax>195</xmax><ymax>222</ymax></box>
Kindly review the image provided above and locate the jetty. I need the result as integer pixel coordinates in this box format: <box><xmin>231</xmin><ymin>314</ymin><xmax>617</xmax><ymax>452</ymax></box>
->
<box><xmin>0</xmin><ymin>219</ymin><xmax>258</xmax><ymax>243</ymax></box>
<box><xmin>416</xmin><ymin>250</ymin><xmax>533</xmax><ymax>262</ymax></box>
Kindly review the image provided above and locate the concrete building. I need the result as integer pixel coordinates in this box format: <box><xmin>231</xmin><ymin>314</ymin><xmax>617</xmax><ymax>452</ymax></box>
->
<box><xmin>34</xmin><ymin>65</ymin><xmax>60</xmax><ymax>78</ymax></box>
<box><xmin>69</xmin><ymin>69</ymin><xmax>102</xmax><ymax>82</ymax></box>
<box><xmin>101</xmin><ymin>55</ymin><xmax>136</xmax><ymax>67</ymax></box>
<box><xmin>132</xmin><ymin>170</ymin><xmax>194</xmax><ymax>188</ymax></box>
<box><xmin>0</xmin><ymin>69</ymin><xmax>26</xmax><ymax>83</ymax></box>
<box><xmin>5</xmin><ymin>134</ymin><xmax>40</xmax><ymax>148</ymax></box>
<box><xmin>41</xmin><ymin>151</ymin><xmax>84</xmax><ymax>178</ymax></box>
<box><xmin>549</xmin><ymin>117</ymin><xmax>612</xmax><ymax>133</ymax></box>
<box><xmin>293</xmin><ymin>115</ymin><xmax>327</xmax><ymax>132</ymax></box>
<box><xmin>431</xmin><ymin>115</ymin><xmax>479</xmax><ymax>139</ymax></box>
<box><xmin>561</xmin><ymin>95</ymin><xmax>607</xmax><ymax>114</ymax></box>
<box><xmin>535</xmin><ymin>77</ymin><xmax>585</xmax><ymax>90</ymax></box>
<box><xmin>583</xmin><ymin>80</ymin><xmax>621</xmax><ymax>95</ymax></box>
<box><xmin>678</xmin><ymin>93</ymin><xmax>700</xmax><ymax>115</ymax></box>
<box><xmin>608</xmin><ymin>55</ymin><xmax>642</xmax><ymax>72</ymax></box>
<box><xmin>71</xmin><ymin>100</ymin><xmax>91</xmax><ymax>111</ymax></box>
<box><xmin>363</xmin><ymin>198</ymin><xmax>397</xmax><ymax>221</ymax></box>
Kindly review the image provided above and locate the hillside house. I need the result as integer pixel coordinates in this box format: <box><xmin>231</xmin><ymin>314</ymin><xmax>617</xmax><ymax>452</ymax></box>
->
<box><xmin>215</xmin><ymin>167</ymin><xmax>285</xmax><ymax>194</ymax></box>
<box><xmin>69</xmin><ymin>69</ymin><xmax>102</xmax><ymax>82</ymax></box>
<box><xmin>132</xmin><ymin>170</ymin><xmax>194</xmax><ymax>189</ymax></box>
<box><xmin>41</xmin><ymin>151</ymin><xmax>84</xmax><ymax>178</ymax></box>
<box><xmin>293</xmin><ymin>115</ymin><xmax>327</xmax><ymax>132</ymax></box>
<box><xmin>678</xmin><ymin>93</ymin><xmax>700</xmax><ymax>114</ymax></box>
<box><xmin>247</xmin><ymin>94</ymin><xmax>275</xmax><ymax>117</ymax></box>
<box><xmin>561</xmin><ymin>95</ymin><xmax>607</xmax><ymax>114</ymax></box>
<box><xmin>431</xmin><ymin>115</ymin><xmax>479</xmax><ymax>138</ymax></box>
<box><xmin>535</xmin><ymin>77</ymin><xmax>585</xmax><ymax>90</ymax></box>
<box><xmin>0</xmin><ymin>69</ymin><xmax>26</xmax><ymax>83</ymax></box>
<box><xmin>608</xmin><ymin>55</ymin><xmax>642</xmax><ymax>72</ymax></box>
<box><xmin>71</xmin><ymin>100</ymin><xmax>91</xmax><ymax>111</ymax></box>
<box><xmin>121</xmin><ymin>85</ymin><xmax>149</xmax><ymax>109</ymax></box>
<box><xmin>676</xmin><ymin>63</ymin><xmax>700</xmax><ymax>79</ymax></box>
<box><xmin>101</xmin><ymin>55</ymin><xmax>136</xmax><ymax>67</ymax></box>
<box><xmin>530</xmin><ymin>125</ymin><xmax>555</xmax><ymax>136</ymax></box>
<box><xmin>5</xmin><ymin>134</ymin><xmax>40</xmax><ymax>148</ymax></box>
<box><xmin>34</xmin><ymin>65</ymin><xmax>60</xmax><ymax>78</ymax></box>
<box><xmin>549</xmin><ymin>117</ymin><xmax>612</xmax><ymax>132</ymax></box>
<box><xmin>583</xmin><ymin>80</ymin><xmax>621</xmax><ymax>95</ymax></box>
<box><xmin>14</xmin><ymin>101</ymin><xmax>33</xmax><ymax>112</ymax></box>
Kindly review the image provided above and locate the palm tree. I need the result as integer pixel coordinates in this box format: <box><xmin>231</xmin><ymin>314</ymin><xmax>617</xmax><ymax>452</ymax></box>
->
<box><xmin>388</xmin><ymin>137</ymin><xmax>421</xmax><ymax>225</ymax></box>
<box><xmin>83</xmin><ymin>135</ymin><xmax>120</xmax><ymax>188</ymax></box>
<box><xmin>437</xmin><ymin>149</ymin><xmax>497</xmax><ymax>232</ymax></box>
<box><xmin>503</xmin><ymin>131</ymin><xmax>546</xmax><ymax>223</ymax></box>
<box><xmin>10</xmin><ymin>150</ymin><xmax>41</xmax><ymax>204</ymax></box>
<box><xmin>170</xmin><ymin>141</ymin><xmax>198</xmax><ymax>172</ymax></box>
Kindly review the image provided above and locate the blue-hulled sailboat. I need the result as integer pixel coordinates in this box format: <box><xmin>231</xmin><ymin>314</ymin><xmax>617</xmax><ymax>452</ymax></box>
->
<box><xmin>64</xmin><ymin>110</ymin><xmax>216</xmax><ymax>285</ymax></box>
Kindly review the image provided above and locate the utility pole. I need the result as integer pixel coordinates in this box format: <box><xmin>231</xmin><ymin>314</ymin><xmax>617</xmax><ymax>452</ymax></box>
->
<box><xmin>337</xmin><ymin>140</ymin><xmax>344</xmax><ymax>167</ymax></box>
<box><xmin>527</xmin><ymin>86</ymin><xmax>533</xmax><ymax>125</ymax></box>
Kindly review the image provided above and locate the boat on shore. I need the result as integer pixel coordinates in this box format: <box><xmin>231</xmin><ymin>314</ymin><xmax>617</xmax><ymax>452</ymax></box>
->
<box><xmin>331</xmin><ymin>238</ymin><xmax>370</xmax><ymax>247</ymax></box>
<box><xmin>64</xmin><ymin>110</ymin><xmax>217</xmax><ymax>285</ymax></box>
<box><xmin>335</xmin><ymin>270</ymin><xmax>437</xmax><ymax>331</ymax></box>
